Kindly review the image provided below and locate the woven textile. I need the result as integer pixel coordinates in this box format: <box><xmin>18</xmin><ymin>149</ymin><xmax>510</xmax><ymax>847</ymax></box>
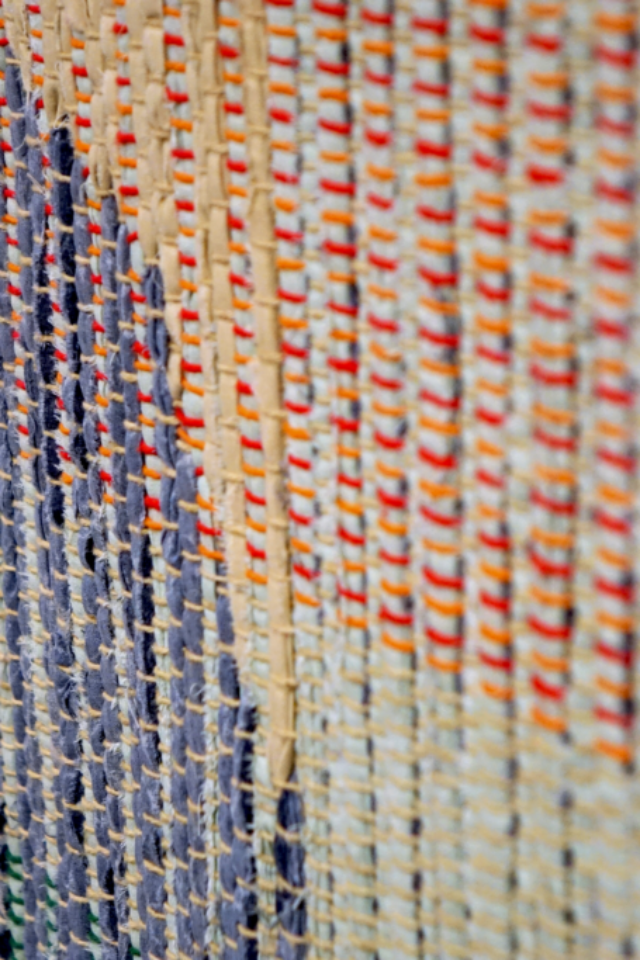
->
<box><xmin>0</xmin><ymin>1</ymin><xmax>637</xmax><ymax>959</ymax></box>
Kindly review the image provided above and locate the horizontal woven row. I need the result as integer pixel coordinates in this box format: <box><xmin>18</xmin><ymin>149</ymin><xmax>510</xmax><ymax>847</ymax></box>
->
<box><xmin>0</xmin><ymin>1</ymin><xmax>638</xmax><ymax>959</ymax></box>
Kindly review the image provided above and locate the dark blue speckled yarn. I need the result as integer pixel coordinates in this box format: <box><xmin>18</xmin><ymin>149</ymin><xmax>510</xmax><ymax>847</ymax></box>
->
<box><xmin>0</xmin><ymin>89</ymin><xmax>12</xmax><ymax>960</ymax></box>
<box><xmin>275</xmin><ymin>785</ymin><xmax>306</xmax><ymax>960</ymax></box>
<box><xmin>100</xmin><ymin>191</ymin><xmax>133</xmax><ymax>960</ymax></box>
<box><xmin>49</xmin><ymin>121</ymin><xmax>91</xmax><ymax>960</ymax></box>
<box><xmin>143</xmin><ymin>264</ymin><xmax>191</xmax><ymax>960</ymax></box>
<box><xmin>231</xmin><ymin>690</ymin><xmax>258</xmax><ymax>960</ymax></box>
<box><xmin>5</xmin><ymin>60</ymin><xmax>37</xmax><ymax>960</ymax></box>
<box><xmin>144</xmin><ymin>264</ymin><xmax>212</xmax><ymax>960</ymax></box>
<box><xmin>70</xmin><ymin>158</ymin><xmax>122</xmax><ymax>960</ymax></box>
<box><xmin>20</xmin><ymin>91</ymin><xmax>51</xmax><ymax>960</ymax></box>
<box><xmin>115</xmin><ymin>226</ymin><xmax>167</xmax><ymax>960</ymax></box>
<box><xmin>175</xmin><ymin>457</ymin><xmax>209</xmax><ymax>960</ymax></box>
<box><xmin>0</xmin><ymin>138</ymin><xmax>27</xmax><ymax>959</ymax></box>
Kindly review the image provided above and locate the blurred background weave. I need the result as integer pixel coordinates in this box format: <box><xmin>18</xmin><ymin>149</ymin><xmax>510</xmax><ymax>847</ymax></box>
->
<box><xmin>0</xmin><ymin>1</ymin><xmax>637</xmax><ymax>959</ymax></box>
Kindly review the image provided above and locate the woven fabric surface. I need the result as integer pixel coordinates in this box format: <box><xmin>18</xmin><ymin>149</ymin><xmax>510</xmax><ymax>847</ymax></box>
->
<box><xmin>0</xmin><ymin>1</ymin><xmax>637</xmax><ymax>959</ymax></box>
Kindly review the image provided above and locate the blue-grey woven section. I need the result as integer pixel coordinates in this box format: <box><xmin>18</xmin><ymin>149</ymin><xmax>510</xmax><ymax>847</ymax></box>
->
<box><xmin>0</xmin><ymin>53</ymin><xmax>306</xmax><ymax>960</ymax></box>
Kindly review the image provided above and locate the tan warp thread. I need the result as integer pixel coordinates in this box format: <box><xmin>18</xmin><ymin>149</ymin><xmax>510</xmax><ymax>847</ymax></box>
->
<box><xmin>239</xmin><ymin>0</ymin><xmax>296</xmax><ymax>788</ymax></box>
<box><xmin>204</xmin><ymin>0</ymin><xmax>251</xmax><ymax>673</ymax></box>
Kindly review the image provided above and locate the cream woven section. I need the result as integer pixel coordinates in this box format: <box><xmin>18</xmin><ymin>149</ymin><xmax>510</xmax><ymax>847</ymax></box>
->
<box><xmin>0</xmin><ymin>1</ymin><xmax>638</xmax><ymax>960</ymax></box>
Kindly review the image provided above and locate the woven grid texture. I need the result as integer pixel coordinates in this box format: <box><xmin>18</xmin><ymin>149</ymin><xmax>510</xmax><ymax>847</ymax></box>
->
<box><xmin>0</xmin><ymin>1</ymin><xmax>638</xmax><ymax>959</ymax></box>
